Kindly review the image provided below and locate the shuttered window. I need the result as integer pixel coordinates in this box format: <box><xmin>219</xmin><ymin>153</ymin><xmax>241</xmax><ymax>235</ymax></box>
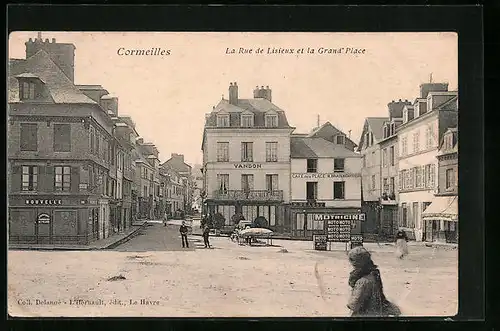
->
<box><xmin>53</xmin><ymin>124</ymin><xmax>71</xmax><ymax>152</ymax></box>
<box><xmin>20</xmin><ymin>123</ymin><xmax>38</xmax><ymax>151</ymax></box>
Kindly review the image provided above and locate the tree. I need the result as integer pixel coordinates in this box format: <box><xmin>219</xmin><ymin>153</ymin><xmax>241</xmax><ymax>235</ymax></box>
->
<box><xmin>212</xmin><ymin>213</ymin><xmax>225</xmax><ymax>230</ymax></box>
<box><xmin>253</xmin><ymin>216</ymin><xmax>269</xmax><ymax>228</ymax></box>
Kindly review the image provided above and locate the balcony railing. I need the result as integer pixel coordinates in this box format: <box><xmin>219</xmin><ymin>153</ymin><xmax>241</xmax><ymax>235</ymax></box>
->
<box><xmin>212</xmin><ymin>190</ymin><xmax>283</xmax><ymax>202</ymax></box>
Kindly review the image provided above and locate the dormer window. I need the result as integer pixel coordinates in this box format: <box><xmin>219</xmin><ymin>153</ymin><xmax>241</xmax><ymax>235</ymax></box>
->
<box><xmin>265</xmin><ymin>114</ymin><xmax>278</xmax><ymax>127</ymax></box>
<box><xmin>383</xmin><ymin>125</ymin><xmax>388</xmax><ymax>139</ymax></box>
<box><xmin>403</xmin><ymin>109</ymin><xmax>408</xmax><ymax>123</ymax></box>
<box><xmin>241</xmin><ymin>114</ymin><xmax>254</xmax><ymax>127</ymax></box>
<box><xmin>390</xmin><ymin>123</ymin><xmax>396</xmax><ymax>135</ymax></box>
<box><xmin>217</xmin><ymin>114</ymin><xmax>230</xmax><ymax>127</ymax></box>
<box><xmin>20</xmin><ymin>81</ymin><xmax>36</xmax><ymax>100</ymax></box>
<box><xmin>335</xmin><ymin>134</ymin><xmax>345</xmax><ymax>145</ymax></box>
<box><xmin>443</xmin><ymin>133</ymin><xmax>454</xmax><ymax>150</ymax></box>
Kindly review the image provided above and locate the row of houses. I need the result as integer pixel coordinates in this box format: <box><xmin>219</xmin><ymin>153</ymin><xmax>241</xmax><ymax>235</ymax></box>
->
<box><xmin>7</xmin><ymin>35</ymin><xmax>193</xmax><ymax>246</ymax></box>
<box><xmin>201</xmin><ymin>82</ymin><xmax>458</xmax><ymax>243</ymax></box>
<box><xmin>359</xmin><ymin>82</ymin><xmax>458</xmax><ymax>243</ymax></box>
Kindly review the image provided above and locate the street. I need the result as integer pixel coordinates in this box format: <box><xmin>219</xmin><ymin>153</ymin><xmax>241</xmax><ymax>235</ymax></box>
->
<box><xmin>8</xmin><ymin>222</ymin><xmax>458</xmax><ymax>317</ymax></box>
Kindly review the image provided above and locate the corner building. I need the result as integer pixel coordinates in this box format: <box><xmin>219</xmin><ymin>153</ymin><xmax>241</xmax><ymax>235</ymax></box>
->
<box><xmin>202</xmin><ymin>83</ymin><xmax>294</xmax><ymax>231</ymax></box>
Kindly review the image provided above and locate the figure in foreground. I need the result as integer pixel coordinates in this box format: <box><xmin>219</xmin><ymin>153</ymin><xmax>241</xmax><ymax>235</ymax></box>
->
<box><xmin>203</xmin><ymin>224</ymin><xmax>211</xmax><ymax>248</ymax></box>
<box><xmin>347</xmin><ymin>246</ymin><xmax>401</xmax><ymax>317</ymax></box>
<box><xmin>180</xmin><ymin>221</ymin><xmax>189</xmax><ymax>248</ymax></box>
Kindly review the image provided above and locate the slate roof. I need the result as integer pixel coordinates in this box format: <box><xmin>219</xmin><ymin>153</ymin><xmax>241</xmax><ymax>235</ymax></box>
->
<box><xmin>291</xmin><ymin>136</ymin><xmax>360</xmax><ymax>158</ymax></box>
<box><xmin>204</xmin><ymin>98</ymin><xmax>292</xmax><ymax>128</ymax></box>
<box><xmin>365</xmin><ymin>117</ymin><xmax>390</xmax><ymax>141</ymax></box>
<box><xmin>436</xmin><ymin>95</ymin><xmax>458</xmax><ymax>111</ymax></box>
<box><xmin>8</xmin><ymin>50</ymin><xmax>96</xmax><ymax>104</ymax></box>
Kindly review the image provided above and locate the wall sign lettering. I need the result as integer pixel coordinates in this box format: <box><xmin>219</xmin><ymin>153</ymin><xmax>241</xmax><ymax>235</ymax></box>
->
<box><xmin>25</xmin><ymin>199</ymin><xmax>62</xmax><ymax>205</ymax></box>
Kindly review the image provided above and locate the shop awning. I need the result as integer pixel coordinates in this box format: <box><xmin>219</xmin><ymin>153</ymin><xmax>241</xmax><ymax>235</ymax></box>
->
<box><xmin>422</xmin><ymin>196</ymin><xmax>458</xmax><ymax>222</ymax></box>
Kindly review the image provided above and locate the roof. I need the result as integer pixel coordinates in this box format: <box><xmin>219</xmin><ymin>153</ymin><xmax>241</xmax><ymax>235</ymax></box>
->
<box><xmin>290</xmin><ymin>137</ymin><xmax>360</xmax><ymax>158</ymax></box>
<box><xmin>204</xmin><ymin>98</ymin><xmax>292</xmax><ymax>129</ymax></box>
<box><xmin>357</xmin><ymin>117</ymin><xmax>389</xmax><ymax>150</ymax></box>
<box><xmin>306</xmin><ymin>121</ymin><xmax>358</xmax><ymax>147</ymax></box>
<box><xmin>436</xmin><ymin>95</ymin><xmax>458</xmax><ymax>111</ymax></box>
<box><xmin>8</xmin><ymin>50</ymin><xmax>96</xmax><ymax>104</ymax></box>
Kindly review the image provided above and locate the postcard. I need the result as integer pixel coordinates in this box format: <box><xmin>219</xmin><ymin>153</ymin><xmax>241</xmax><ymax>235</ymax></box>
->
<box><xmin>7</xmin><ymin>31</ymin><xmax>458</xmax><ymax>317</ymax></box>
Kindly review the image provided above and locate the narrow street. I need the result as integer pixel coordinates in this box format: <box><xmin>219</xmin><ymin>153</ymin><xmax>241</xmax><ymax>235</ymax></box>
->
<box><xmin>114</xmin><ymin>222</ymin><xmax>198</xmax><ymax>252</ymax></box>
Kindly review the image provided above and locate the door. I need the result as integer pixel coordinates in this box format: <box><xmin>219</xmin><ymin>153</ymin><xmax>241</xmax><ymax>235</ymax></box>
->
<box><xmin>306</xmin><ymin>182</ymin><xmax>318</xmax><ymax>201</ymax></box>
<box><xmin>36</xmin><ymin>209</ymin><xmax>52</xmax><ymax>244</ymax></box>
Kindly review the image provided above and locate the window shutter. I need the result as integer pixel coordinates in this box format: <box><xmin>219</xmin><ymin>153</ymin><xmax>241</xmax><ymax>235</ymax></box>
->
<box><xmin>10</xmin><ymin>165</ymin><xmax>22</xmax><ymax>192</ymax></box>
<box><xmin>37</xmin><ymin>166</ymin><xmax>46</xmax><ymax>193</ymax></box>
<box><xmin>71</xmin><ymin>166</ymin><xmax>80</xmax><ymax>192</ymax></box>
<box><xmin>45</xmin><ymin>166</ymin><xmax>55</xmax><ymax>192</ymax></box>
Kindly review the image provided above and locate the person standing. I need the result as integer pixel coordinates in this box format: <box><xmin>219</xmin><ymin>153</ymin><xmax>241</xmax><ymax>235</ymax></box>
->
<box><xmin>179</xmin><ymin>221</ymin><xmax>189</xmax><ymax>248</ymax></box>
<box><xmin>395</xmin><ymin>228</ymin><xmax>409</xmax><ymax>259</ymax></box>
<box><xmin>203</xmin><ymin>224</ymin><xmax>211</xmax><ymax>248</ymax></box>
<box><xmin>347</xmin><ymin>246</ymin><xmax>401</xmax><ymax>317</ymax></box>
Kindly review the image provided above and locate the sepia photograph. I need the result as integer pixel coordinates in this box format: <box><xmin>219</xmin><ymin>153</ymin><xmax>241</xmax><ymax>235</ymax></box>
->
<box><xmin>7</xmin><ymin>31</ymin><xmax>458</xmax><ymax>318</ymax></box>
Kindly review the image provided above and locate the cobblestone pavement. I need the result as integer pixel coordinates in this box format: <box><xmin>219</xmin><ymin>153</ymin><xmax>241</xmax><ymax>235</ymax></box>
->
<box><xmin>8</xmin><ymin>228</ymin><xmax>458</xmax><ymax>318</ymax></box>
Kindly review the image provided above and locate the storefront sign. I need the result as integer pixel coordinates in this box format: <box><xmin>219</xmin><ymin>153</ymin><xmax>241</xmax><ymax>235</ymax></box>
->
<box><xmin>233</xmin><ymin>163</ymin><xmax>262</xmax><ymax>169</ymax></box>
<box><xmin>313</xmin><ymin>235</ymin><xmax>328</xmax><ymax>251</ymax></box>
<box><xmin>350</xmin><ymin>234</ymin><xmax>364</xmax><ymax>244</ymax></box>
<box><xmin>327</xmin><ymin>219</ymin><xmax>351</xmax><ymax>242</ymax></box>
<box><xmin>37</xmin><ymin>213</ymin><xmax>51</xmax><ymax>224</ymax></box>
<box><xmin>314</xmin><ymin>213</ymin><xmax>365</xmax><ymax>221</ymax></box>
<box><xmin>291</xmin><ymin>173</ymin><xmax>360</xmax><ymax>179</ymax></box>
<box><xmin>291</xmin><ymin>202</ymin><xmax>326</xmax><ymax>208</ymax></box>
<box><xmin>25</xmin><ymin>199</ymin><xmax>62</xmax><ymax>205</ymax></box>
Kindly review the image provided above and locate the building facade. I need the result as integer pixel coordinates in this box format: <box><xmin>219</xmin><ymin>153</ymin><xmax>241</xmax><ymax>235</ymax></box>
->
<box><xmin>162</xmin><ymin>153</ymin><xmax>193</xmax><ymax>213</ymax></box>
<box><xmin>202</xmin><ymin>83</ymin><xmax>294</xmax><ymax>229</ymax></box>
<box><xmin>288</xmin><ymin>123</ymin><xmax>362</xmax><ymax>238</ymax></box>
<box><xmin>422</xmin><ymin>127</ymin><xmax>458</xmax><ymax>243</ymax></box>
<box><xmin>397</xmin><ymin>83</ymin><xmax>458</xmax><ymax>241</ymax></box>
<box><xmin>8</xmin><ymin>37</ymin><xmax>117</xmax><ymax>244</ymax></box>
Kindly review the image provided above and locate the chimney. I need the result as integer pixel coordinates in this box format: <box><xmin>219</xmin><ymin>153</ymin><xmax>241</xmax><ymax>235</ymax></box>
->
<box><xmin>420</xmin><ymin>83</ymin><xmax>449</xmax><ymax>98</ymax></box>
<box><xmin>388</xmin><ymin>99</ymin><xmax>412</xmax><ymax>120</ymax></box>
<box><xmin>253</xmin><ymin>86</ymin><xmax>260</xmax><ymax>98</ymax></box>
<box><xmin>264</xmin><ymin>85</ymin><xmax>272</xmax><ymax>102</ymax></box>
<box><xmin>229</xmin><ymin>82</ymin><xmax>238</xmax><ymax>105</ymax></box>
<box><xmin>25</xmin><ymin>34</ymin><xmax>76</xmax><ymax>82</ymax></box>
<box><xmin>172</xmin><ymin>153</ymin><xmax>185</xmax><ymax>163</ymax></box>
<box><xmin>137</xmin><ymin>138</ymin><xmax>144</xmax><ymax>145</ymax></box>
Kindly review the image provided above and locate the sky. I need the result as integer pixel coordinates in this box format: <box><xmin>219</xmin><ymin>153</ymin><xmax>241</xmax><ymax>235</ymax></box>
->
<box><xmin>8</xmin><ymin>32</ymin><xmax>457</xmax><ymax>166</ymax></box>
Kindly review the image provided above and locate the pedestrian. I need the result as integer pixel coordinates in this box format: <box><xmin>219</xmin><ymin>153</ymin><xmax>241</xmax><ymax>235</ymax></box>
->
<box><xmin>395</xmin><ymin>228</ymin><xmax>409</xmax><ymax>259</ymax></box>
<box><xmin>203</xmin><ymin>224</ymin><xmax>211</xmax><ymax>248</ymax></box>
<box><xmin>347</xmin><ymin>246</ymin><xmax>401</xmax><ymax>317</ymax></box>
<box><xmin>179</xmin><ymin>221</ymin><xmax>189</xmax><ymax>248</ymax></box>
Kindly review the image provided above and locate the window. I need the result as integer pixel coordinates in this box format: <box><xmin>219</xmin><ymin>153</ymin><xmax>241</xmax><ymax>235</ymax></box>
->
<box><xmin>365</xmin><ymin>132</ymin><xmax>370</xmax><ymax>148</ymax></box>
<box><xmin>399</xmin><ymin>171</ymin><xmax>404</xmax><ymax>190</ymax></box>
<box><xmin>265</xmin><ymin>114</ymin><xmax>278</xmax><ymax>127</ymax></box>
<box><xmin>217</xmin><ymin>174</ymin><xmax>229</xmax><ymax>193</ymax></box>
<box><xmin>54</xmin><ymin>166</ymin><xmax>71</xmax><ymax>192</ymax></box>
<box><xmin>90</xmin><ymin>128</ymin><xmax>95</xmax><ymax>154</ymax></box>
<box><xmin>20</xmin><ymin>81</ymin><xmax>36</xmax><ymax>100</ymax></box>
<box><xmin>446</xmin><ymin>168</ymin><xmax>456</xmax><ymax>189</ymax></box>
<box><xmin>143</xmin><ymin>185</ymin><xmax>148</xmax><ymax>197</ymax></box>
<box><xmin>444</xmin><ymin>133</ymin><xmax>454</xmax><ymax>150</ymax></box>
<box><xmin>371</xmin><ymin>175</ymin><xmax>376</xmax><ymax>190</ymax></box>
<box><xmin>241</xmin><ymin>114</ymin><xmax>254</xmax><ymax>127</ymax></box>
<box><xmin>53</xmin><ymin>124</ymin><xmax>71</xmax><ymax>152</ymax></box>
<box><xmin>266</xmin><ymin>174</ymin><xmax>279</xmax><ymax>191</ymax></box>
<box><xmin>334</xmin><ymin>158</ymin><xmax>345</xmax><ymax>172</ymax></box>
<box><xmin>415</xmin><ymin>166</ymin><xmax>424</xmax><ymax>188</ymax></box>
<box><xmin>371</xmin><ymin>151</ymin><xmax>376</xmax><ymax>165</ymax></box>
<box><xmin>307</xmin><ymin>159</ymin><xmax>318</xmax><ymax>173</ymax></box>
<box><xmin>370</xmin><ymin>132</ymin><xmax>374</xmax><ymax>146</ymax></box>
<box><xmin>22</xmin><ymin>166</ymin><xmax>38</xmax><ymax>191</ymax></box>
<box><xmin>425</xmin><ymin>164</ymin><xmax>436</xmax><ymax>188</ymax></box>
<box><xmin>306</xmin><ymin>182</ymin><xmax>318</xmax><ymax>200</ymax></box>
<box><xmin>333</xmin><ymin>181</ymin><xmax>345</xmax><ymax>199</ymax></box>
<box><xmin>401</xmin><ymin>203</ymin><xmax>407</xmax><ymax>227</ymax></box>
<box><xmin>401</xmin><ymin>136</ymin><xmax>408</xmax><ymax>156</ymax></box>
<box><xmin>241</xmin><ymin>174</ymin><xmax>254</xmax><ymax>191</ymax></box>
<box><xmin>413</xmin><ymin>131</ymin><xmax>420</xmax><ymax>153</ymax></box>
<box><xmin>241</xmin><ymin>142</ymin><xmax>253</xmax><ymax>162</ymax></box>
<box><xmin>20</xmin><ymin>123</ymin><xmax>38</xmax><ymax>151</ymax></box>
<box><xmin>217</xmin><ymin>142</ymin><xmax>229</xmax><ymax>162</ymax></box>
<box><xmin>336</xmin><ymin>135</ymin><xmax>345</xmax><ymax>145</ymax></box>
<box><xmin>390</xmin><ymin>146</ymin><xmax>395</xmax><ymax>166</ymax></box>
<box><xmin>266</xmin><ymin>142</ymin><xmax>278</xmax><ymax>162</ymax></box>
<box><xmin>383</xmin><ymin>178</ymin><xmax>389</xmax><ymax>194</ymax></box>
<box><xmin>382</xmin><ymin>149</ymin><xmax>387</xmax><ymax>167</ymax></box>
<box><xmin>217</xmin><ymin>114</ymin><xmax>230</xmax><ymax>127</ymax></box>
<box><xmin>383</xmin><ymin>126</ymin><xmax>388</xmax><ymax>139</ymax></box>
<box><xmin>405</xmin><ymin>169</ymin><xmax>413</xmax><ymax>189</ymax></box>
<box><xmin>390</xmin><ymin>177</ymin><xmax>395</xmax><ymax>195</ymax></box>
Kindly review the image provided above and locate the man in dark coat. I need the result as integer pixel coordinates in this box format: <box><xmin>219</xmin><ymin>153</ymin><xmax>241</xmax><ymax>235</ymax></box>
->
<box><xmin>179</xmin><ymin>221</ymin><xmax>189</xmax><ymax>248</ymax></box>
<box><xmin>203</xmin><ymin>225</ymin><xmax>211</xmax><ymax>248</ymax></box>
<box><xmin>347</xmin><ymin>246</ymin><xmax>401</xmax><ymax>317</ymax></box>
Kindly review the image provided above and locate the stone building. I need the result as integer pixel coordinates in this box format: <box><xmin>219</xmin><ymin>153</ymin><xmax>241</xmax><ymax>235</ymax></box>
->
<box><xmin>201</xmin><ymin>83</ymin><xmax>294</xmax><ymax>228</ymax></box>
<box><xmin>8</xmin><ymin>36</ymin><xmax>117</xmax><ymax>244</ymax></box>
<box><xmin>422</xmin><ymin>126</ymin><xmax>458</xmax><ymax>243</ymax></box>
<box><xmin>396</xmin><ymin>83</ymin><xmax>458</xmax><ymax>241</ymax></box>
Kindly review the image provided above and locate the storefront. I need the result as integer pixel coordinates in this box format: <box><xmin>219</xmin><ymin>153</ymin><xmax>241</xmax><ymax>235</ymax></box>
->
<box><xmin>285</xmin><ymin>202</ymin><xmax>362</xmax><ymax>239</ymax></box>
<box><xmin>422</xmin><ymin>195</ymin><xmax>458</xmax><ymax>243</ymax></box>
<box><xmin>9</xmin><ymin>195</ymin><xmax>98</xmax><ymax>245</ymax></box>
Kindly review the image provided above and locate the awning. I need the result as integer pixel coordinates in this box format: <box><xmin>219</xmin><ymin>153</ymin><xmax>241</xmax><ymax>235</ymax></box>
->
<box><xmin>422</xmin><ymin>196</ymin><xmax>458</xmax><ymax>222</ymax></box>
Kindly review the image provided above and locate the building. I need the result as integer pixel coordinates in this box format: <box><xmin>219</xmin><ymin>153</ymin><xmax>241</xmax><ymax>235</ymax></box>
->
<box><xmin>162</xmin><ymin>153</ymin><xmax>193</xmax><ymax>213</ymax></box>
<box><xmin>132</xmin><ymin>138</ymin><xmax>156</xmax><ymax>220</ymax></box>
<box><xmin>201</xmin><ymin>83</ymin><xmax>294</xmax><ymax>229</ymax></box>
<box><xmin>191</xmin><ymin>164</ymin><xmax>203</xmax><ymax>213</ymax></box>
<box><xmin>396</xmin><ymin>83</ymin><xmax>458</xmax><ymax>241</ymax></box>
<box><xmin>377</xmin><ymin>101</ymin><xmax>409</xmax><ymax>238</ymax></box>
<box><xmin>422</xmin><ymin>126</ymin><xmax>458</xmax><ymax>243</ymax></box>
<box><xmin>288</xmin><ymin>122</ymin><xmax>363</xmax><ymax>238</ymax></box>
<box><xmin>161</xmin><ymin>165</ymin><xmax>186</xmax><ymax>217</ymax></box>
<box><xmin>8</xmin><ymin>36</ymin><xmax>117</xmax><ymax>244</ymax></box>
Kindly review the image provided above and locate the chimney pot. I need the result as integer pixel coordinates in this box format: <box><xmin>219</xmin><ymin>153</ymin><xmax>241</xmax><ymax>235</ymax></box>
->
<box><xmin>234</xmin><ymin>82</ymin><xmax>237</xmax><ymax>85</ymax></box>
<box><xmin>261</xmin><ymin>86</ymin><xmax>264</xmax><ymax>89</ymax></box>
<box><xmin>399</xmin><ymin>99</ymin><xmax>401</xmax><ymax>102</ymax></box>
<box><xmin>266</xmin><ymin>85</ymin><xmax>269</xmax><ymax>89</ymax></box>
<box><xmin>45</xmin><ymin>38</ymin><xmax>49</xmax><ymax>43</ymax></box>
<box><xmin>28</xmin><ymin>38</ymin><xmax>33</xmax><ymax>42</ymax></box>
<box><xmin>230</xmin><ymin>82</ymin><xmax>233</xmax><ymax>86</ymax></box>
<box><xmin>52</xmin><ymin>38</ymin><xmax>56</xmax><ymax>43</ymax></box>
